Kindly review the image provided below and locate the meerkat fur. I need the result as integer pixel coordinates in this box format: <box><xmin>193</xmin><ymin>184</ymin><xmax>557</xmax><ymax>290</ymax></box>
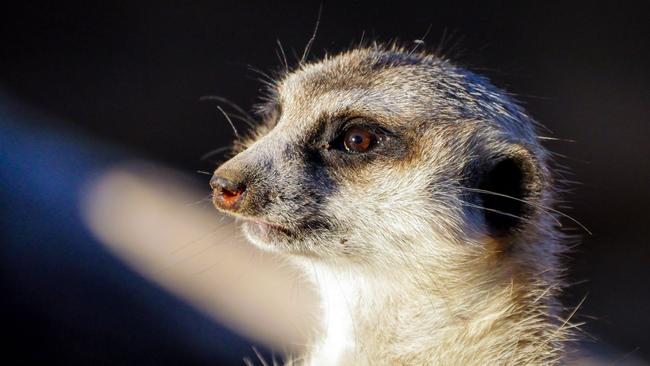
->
<box><xmin>211</xmin><ymin>43</ymin><xmax>578</xmax><ymax>365</ymax></box>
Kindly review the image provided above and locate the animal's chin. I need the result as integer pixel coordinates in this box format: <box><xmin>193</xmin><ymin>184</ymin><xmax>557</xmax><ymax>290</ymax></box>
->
<box><xmin>241</xmin><ymin>219</ymin><xmax>296</xmax><ymax>249</ymax></box>
<box><xmin>241</xmin><ymin>217</ymin><xmax>332</xmax><ymax>256</ymax></box>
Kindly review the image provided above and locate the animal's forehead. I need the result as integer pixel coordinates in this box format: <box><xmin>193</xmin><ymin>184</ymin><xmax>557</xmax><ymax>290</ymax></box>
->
<box><xmin>267</xmin><ymin>49</ymin><xmax>534</xmax><ymax>142</ymax></box>
<box><xmin>278</xmin><ymin>55</ymin><xmax>375</xmax><ymax>107</ymax></box>
<box><xmin>275</xmin><ymin>54</ymin><xmax>448</xmax><ymax>128</ymax></box>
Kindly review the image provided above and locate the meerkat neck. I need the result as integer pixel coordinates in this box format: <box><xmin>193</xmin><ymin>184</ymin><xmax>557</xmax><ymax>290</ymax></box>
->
<box><xmin>302</xmin><ymin>250</ymin><xmax>564</xmax><ymax>366</ymax></box>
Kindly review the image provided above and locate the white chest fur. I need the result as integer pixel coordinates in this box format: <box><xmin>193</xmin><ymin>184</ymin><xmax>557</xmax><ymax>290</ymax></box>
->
<box><xmin>307</xmin><ymin>267</ymin><xmax>359</xmax><ymax>366</ymax></box>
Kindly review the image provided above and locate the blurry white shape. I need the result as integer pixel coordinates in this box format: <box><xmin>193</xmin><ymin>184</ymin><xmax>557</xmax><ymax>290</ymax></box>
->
<box><xmin>80</xmin><ymin>160</ymin><xmax>317</xmax><ymax>351</ymax></box>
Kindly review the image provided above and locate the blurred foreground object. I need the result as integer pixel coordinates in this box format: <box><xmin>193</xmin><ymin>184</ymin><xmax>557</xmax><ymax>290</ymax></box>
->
<box><xmin>82</xmin><ymin>161</ymin><xmax>317</xmax><ymax>350</ymax></box>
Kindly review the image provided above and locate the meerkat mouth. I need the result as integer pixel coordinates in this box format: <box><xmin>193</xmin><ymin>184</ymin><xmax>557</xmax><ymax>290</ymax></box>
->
<box><xmin>241</xmin><ymin>218</ymin><xmax>294</xmax><ymax>242</ymax></box>
<box><xmin>240</xmin><ymin>215</ymin><xmax>332</xmax><ymax>246</ymax></box>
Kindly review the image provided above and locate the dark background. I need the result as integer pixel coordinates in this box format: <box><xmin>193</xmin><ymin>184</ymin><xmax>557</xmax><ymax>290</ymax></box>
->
<box><xmin>1</xmin><ymin>1</ymin><xmax>648</xmax><ymax>364</ymax></box>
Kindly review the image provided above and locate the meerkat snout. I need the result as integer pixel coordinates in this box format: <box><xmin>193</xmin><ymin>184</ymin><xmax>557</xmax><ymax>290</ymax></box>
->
<box><xmin>209</xmin><ymin>44</ymin><xmax>576</xmax><ymax>365</ymax></box>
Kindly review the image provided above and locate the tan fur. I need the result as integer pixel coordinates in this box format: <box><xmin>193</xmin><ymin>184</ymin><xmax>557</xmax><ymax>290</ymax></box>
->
<box><xmin>212</xmin><ymin>44</ymin><xmax>575</xmax><ymax>365</ymax></box>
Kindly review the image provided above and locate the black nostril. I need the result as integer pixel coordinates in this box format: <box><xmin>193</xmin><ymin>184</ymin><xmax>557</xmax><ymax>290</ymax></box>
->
<box><xmin>210</xmin><ymin>174</ymin><xmax>247</xmax><ymax>211</ymax></box>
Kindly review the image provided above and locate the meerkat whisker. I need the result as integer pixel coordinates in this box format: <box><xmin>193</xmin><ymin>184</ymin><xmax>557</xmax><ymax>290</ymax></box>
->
<box><xmin>460</xmin><ymin>201</ymin><xmax>529</xmax><ymax>222</ymax></box>
<box><xmin>246</xmin><ymin>65</ymin><xmax>280</xmax><ymax>87</ymax></box>
<box><xmin>276</xmin><ymin>39</ymin><xmax>290</xmax><ymax>73</ymax></box>
<box><xmin>216</xmin><ymin>105</ymin><xmax>240</xmax><ymax>139</ymax></box>
<box><xmin>300</xmin><ymin>4</ymin><xmax>322</xmax><ymax>64</ymax></box>
<box><xmin>463</xmin><ymin>187</ymin><xmax>591</xmax><ymax>234</ymax></box>
<box><xmin>200</xmin><ymin>146</ymin><xmax>233</xmax><ymax>161</ymax></box>
<box><xmin>199</xmin><ymin>95</ymin><xmax>258</xmax><ymax>127</ymax></box>
<box><xmin>537</xmin><ymin>136</ymin><xmax>576</xmax><ymax>143</ymax></box>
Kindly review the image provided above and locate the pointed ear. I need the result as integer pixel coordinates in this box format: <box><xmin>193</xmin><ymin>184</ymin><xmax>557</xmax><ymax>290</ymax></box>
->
<box><xmin>477</xmin><ymin>145</ymin><xmax>542</xmax><ymax>237</ymax></box>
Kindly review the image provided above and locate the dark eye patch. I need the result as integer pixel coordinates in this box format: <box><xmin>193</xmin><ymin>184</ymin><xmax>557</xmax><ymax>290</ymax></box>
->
<box><xmin>317</xmin><ymin>120</ymin><xmax>410</xmax><ymax>172</ymax></box>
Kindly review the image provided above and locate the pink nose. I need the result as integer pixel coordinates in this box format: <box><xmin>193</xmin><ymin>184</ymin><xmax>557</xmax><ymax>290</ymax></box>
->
<box><xmin>210</xmin><ymin>175</ymin><xmax>246</xmax><ymax>211</ymax></box>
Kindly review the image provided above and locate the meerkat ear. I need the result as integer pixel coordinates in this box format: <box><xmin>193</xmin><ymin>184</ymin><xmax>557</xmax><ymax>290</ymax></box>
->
<box><xmin>477</xmin><ymin>145</ymin><xmax>542</xmax><ymax>237</ymax></box>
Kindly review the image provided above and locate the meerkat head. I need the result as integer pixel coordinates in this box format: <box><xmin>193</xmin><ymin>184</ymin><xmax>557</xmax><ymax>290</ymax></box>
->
<box><xmin>210</xmin><ymin>46</ymin><xmax>553</xmax><ymax>273</ymax></box>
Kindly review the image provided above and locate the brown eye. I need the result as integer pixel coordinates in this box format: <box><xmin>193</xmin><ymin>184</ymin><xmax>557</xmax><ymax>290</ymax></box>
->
<box><xmin>343</xmin><ymin>126</ymin><xmax>376</xmax><ymax>153</ymax></box>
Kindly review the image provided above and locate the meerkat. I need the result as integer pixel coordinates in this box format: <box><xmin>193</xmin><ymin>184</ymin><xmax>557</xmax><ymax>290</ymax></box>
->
<box><xmin>209</xmin><ymin>44</ymin><xmax>577</xmax><ymax>365</ymax></box>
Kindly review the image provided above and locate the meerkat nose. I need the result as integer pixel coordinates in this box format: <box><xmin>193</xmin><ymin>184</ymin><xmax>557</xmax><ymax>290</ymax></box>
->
<box><xmin>210</xmin><ymin>174</ymin><xmax>247</xmax><ymax>212</ymax></box>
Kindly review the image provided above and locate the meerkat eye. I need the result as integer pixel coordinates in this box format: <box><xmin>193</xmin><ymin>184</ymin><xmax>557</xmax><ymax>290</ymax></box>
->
<box><xmin>341</xmin><ymin>126</ymin><xmax>377</xmax><ymax>153</ymax></box>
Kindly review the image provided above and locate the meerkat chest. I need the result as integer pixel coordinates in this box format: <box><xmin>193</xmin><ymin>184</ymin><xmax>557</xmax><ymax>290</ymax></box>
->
<box><xmin>307</xmin><ymin>271</ymin><xmax>359</xmax><ymax>365</ymax></box>
<box><xmin>306</xmin><ymin>269</ymin><xmax>417</xmax><ymax>365</ymax></box>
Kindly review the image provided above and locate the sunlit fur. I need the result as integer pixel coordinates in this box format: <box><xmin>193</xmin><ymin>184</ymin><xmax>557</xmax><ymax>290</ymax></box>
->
<box><xmin>213</xmin><ymin>44</ymin><xmax>576</xmax><ymax>365</ymax></box>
